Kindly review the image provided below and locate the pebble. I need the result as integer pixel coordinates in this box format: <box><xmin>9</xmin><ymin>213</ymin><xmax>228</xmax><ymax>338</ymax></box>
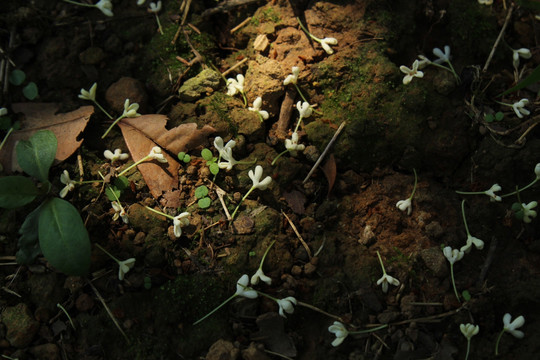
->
<box><xmin>205</xmin><ymin>339</ymin><xmax>240</xmax><ymax>360</ymax></box>
<box><xmin>1</xmin><ymin>303</ymin><xmax>39</xmax><ymax>348</ymax></box>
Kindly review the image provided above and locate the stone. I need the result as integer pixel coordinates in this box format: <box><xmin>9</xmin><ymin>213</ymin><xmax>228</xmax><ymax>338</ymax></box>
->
<box><xmin>205</xmin><ymin>339</ymin><xmax>239</xmax><ymax>360</ymax></box>
<box><xmin>241</xmin><ymin>342</ymin><xmax>271</xmax><ymax>360</ymax></box>
<box><xmin>178</xmin><ymin>69</ymin><xmax>221</xmax><ymax>102</ymax></box>
<box><xmin>29</xmin><ymin>343</ymin><xmax>60</xmax><ymax>360</ymax></box>
<box><xmin>78</xmin><ymin>46</ymin><xmax>106</xmax><ymax>65</ymax></box>
<box><xmin>253</xmin><ymin>34</ymin><xmax>269</xmax><ymax>52</ymax></box>
<box><xmin>105</xmin><ymin>77</ymin><xmax>149</xmax><ymax>114</ymax></box>
<box><xmin>1</xmin><ymin>303</ymin><xmax>39</xmax><ymax>348</ymax></box>
<box><xmin>28</xmin><ymin>273</ymin><xmax>67</xmax><ymax>312</ymax></box>
<box><xmin>420</xmin><ymin>247</ymin><xmax>448</xmax><ymax>278</ymax></box>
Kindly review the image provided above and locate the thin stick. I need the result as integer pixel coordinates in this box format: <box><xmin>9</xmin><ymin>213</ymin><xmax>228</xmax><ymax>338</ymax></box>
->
<box><xmin>230</xmin><ymin>17</ymin><xmax>252</xmax><ymax>34</ymax></box>
<box><xmin>281</xmin><ymin>210</ymin><xmax>312</xmax><ymax>259</ymax></box>
<box><xmin>297</xmin><ymin>301</ymin><xmax>344</xmax><ymax>322</ymax></box>
<box><xmin>222</xmin><ymin>58</ymin><xmax>248</xmax><ymax>77</ymax></box>
<box><xmin>483</xmin><ymin>4</ymin><xmax>514</xmax><ymax>73</ymax></box>
<box><xmin>215</xmin><ymin>186</ymin><xmax>232</xmax><ymax>220</ymax></box>
<box><xmin>303</xmin><ymin>121</ymin><xmax>346</xmax><ymax>183</ymax></box>
<box><xmin>88</xmin><ymin>280</ymin><xmax>130</xmax><ymax>343</ymax></box>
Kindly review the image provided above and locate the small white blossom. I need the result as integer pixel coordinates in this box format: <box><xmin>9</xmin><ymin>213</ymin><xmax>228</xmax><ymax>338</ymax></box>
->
<box><xmin>78</xmin><ymin>83</ymin><xmax>97</xmax><ymax>101</ymax></box>
<box><xmin>137</xmin><ymin>0</ymin><xmax>146</xmax><ymax>5</ymax></box>
<box><xmin>433</xmin><ymin>45</ymin><xmax>451</xmax><ymax>64</ymax></box>
<box><xmin>535</xmin><ymin>163</ymin><xmax>540</xmax><ymax>179</ymax></box>
<box><xmin>214</xmin><ymin>136</ymin><xmax>236</xmax><ymax>159</ymax></box>
<box><xmin>248</xmin><ymin>165</ymin><xmax>272</xmax><ymax>190</ymax></box>
<box><xmin>521</xmin><ymin>201</ymin><xmax>537</xmax><ymax>223</ymax></box>
<box><xmin>328</xmin><ymin>321</ymin><xmax>349</xmax><ymax>347</ymax></box>
<box><xmin>478</xmin><ymin>0</ymin><xmax>493</xmax><ymax>5</ymax></box>
<box><xmin>396</xmin><ymin>198</ymin><xmax>412</xmax><ymax>215</ymax></box>
<box><xmin>400</xmin><ymin>60</ymin><xmax>424</xmax><ymax>85</ymax></box>
<box><xmin>460</xmin><ymin>234</ymin><xmax>484</xmax><ymax>253</ymax></box>
<box><xmin>512</xmin><ymin>99</ymin><xmax>530</xmax><ymax>118</ymax></box>
<box><xmin>95</xmin><ymin>0</ymin><xmax>113</xmax><ymax>17</ymax></box>
<box><xmin>377</xmin><ymin>273</ymin><xmax>400</xmax><ymax>293</ymax></box>
<box><xmin>276</xmin><ymin>297</ymin><xmax>297</xmax><ymax>318</ymax></box>
<box><xmin>122</xmin><ymin>99</ymin><xmax>141</xmax><ymax>118</ymax></box>
<box><xmin>284</xmin><ymin>66</ymin><xmax>300</xmax><ymax>85</ymax></box>
<box><xmin>148</xmin><ymin>146</ymin><xmax>168</xmax><ymax>163</ymax></box>
<box><xmin>118</xmin><ymin>258</ymin><xmax>136</xmax><ymax>280</ymax></box>
<box><xmin>320</xmin><ymin>37</ymin><xmax>338</xmax><ymax>55</ymax></box>
<box><xmin>248</xmin><ymin>97</ymin><xmax>269</xmax><ymax>120</ymax></box>
<box><xmin>235</xmin><ymin>274</ymin><xmax>258</xmax><ymax>299</ymax></box>
<box><xmin>60</xmin><ymin>170</ymin><xmax>76</xmax><ymax>198</ymax></box>
<box><xmin>148</xmin><ymin>1</ymin><xmax>161</xmax><ymax>13</ymax></box>
<box><xmin>503</xmin><ymin>313</ymin><xmax>525</xmax><ymax>338</ymax></box>
<box><xmin>0</xmin><ymin>107</ymin><xmax>7</xmax><ymax>116</ymax></box>
<box><xmin>443</xmin><ymin>246</ymin><xmax>464</xmax><ymax>265</ymax></box>
<box><xmin>297</xmin><ymin>101</ymin><xmax>313</xmax><ymax>118</ymax></box>
<box><xmin>251</xmin><ymin>268</ymin><xmax>272</xmax><ymax>285</ymax></box>
<box><xmin>417</xmin><ymin>55</ymin><xmax>432</xmax><ymax>69</ymax></box>
<box><xmin>460</xmin><ymin>323</ymin><xmax>480</xmax><ymax>340</ymax></box>
<box><xmin>285</xmin><ymin>132</ymin><xmax>305</xmax><ymax>156</ymax></box>
<box><xmin>484</xmin><ymin>184</ymin><xmax>502</xmax><ymax>202</ymax></box>
<box><xmin>111</xmin><ymin>201</ymin><xmax>129</xmax><ymax>224</ymax></box>
<box><xmin>104</xmin><ymin>149</ymin><xmax>129</xmax><ymax>163</ymax></box>
<box><xmin>173</xmin><ymin>212</ymin><xmax>190</xmax><ymax>237</ymax></box>
<box><xmin>218</xmin><ymin>147</ymin><xmax>239</xmax><ymax>170</ymax></box>
<box><xmin>226</xmin><ymin>74</ymin><xmax>244</xmax><ymax>96</ymax></box>
<box><xmin>512</xmin><ymin>48</ymin><xmax>531</xmax><ymax>69</ymax></box>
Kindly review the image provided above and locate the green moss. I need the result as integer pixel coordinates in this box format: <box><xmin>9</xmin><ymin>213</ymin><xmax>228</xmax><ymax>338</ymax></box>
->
<box><xmin>251</xmin><ymin>5</ymin><xmax>281</xmax><ymax>26</ymax></box>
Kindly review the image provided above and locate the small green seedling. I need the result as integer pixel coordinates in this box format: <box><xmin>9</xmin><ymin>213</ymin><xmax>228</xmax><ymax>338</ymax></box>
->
<box><xmin>195</xmin><ymin>185</ymin><xmax>211</xmax><ymax>209</ymax></box>
<box><xmin>9</xmin><ymin>69</ymin><xmax>39</xmax><ymax>100</ymax></box>
<box><xmin>201</xmin><ymin>148</ymin><xmax>219</xmax><ymax>176</ymax></box>
<box><xmin>105</xmin><ymin>176</ymin><xmax>130</xmax><ymax>202</ymax></box>
<box><xmin>484</xmin><ymin>112</ymin><xmax>504</xmax><ymax>123</ymax></box>
<box><xmin>177</xmin><ymin>152</ymin><xmax>191</xmax><ymax>163</ymax></box>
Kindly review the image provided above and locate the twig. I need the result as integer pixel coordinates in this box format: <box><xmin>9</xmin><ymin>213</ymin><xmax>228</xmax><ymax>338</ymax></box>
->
<box><xmin>281</xmin><ymin>210</ymin><xmax>312</xmax><ymax>260</ymax></box>
<box><xmin>230</xmin><ymin>17</ymin><xmax>252</xmax><ymax>34</ymax></box>
<box><xmin>222</xmin><ymin>57</ymin><xmax>248</xmax><ymax>77</ymax></box>
<box><xmin>215</xmin><ymin>187</ymin><xmax>232</xmax><ymax>220</ymax></box>
<box><xmin>483</xmin><ymin>4</ymin><xmax>514</xmax><ymax>73</ymax></box>
<box><xmin>303</xmin><ymin>121</ymin><xmax>346</xmax><ymax>183</ymax></box>
<box><xmin>180</xmin><ymin>0</ymin><xmax>192</xmax><ymax>26</ymax></box>
<box><xmin>263</xmin><ymin>349</ymin><xmax>295</xmax><ymax>360</ymax></box>
<box><xmin>183</xmin><ymin>29</ymin><xmax>205</xmax><ymax>66</ymax></box>
<box><xmin>275</xmin><ymin>87</ymin><xmax>296</xmax><ymax>139</ymax></box>
<box><xmin>297</xmin><ymin>300</ymin><xmax>344</xmax><ymax>322</ymax></box>
<box><xmin>477</xmin><ymin>236</ymin><xmax>497</xmax><ymax>288</ymax></box>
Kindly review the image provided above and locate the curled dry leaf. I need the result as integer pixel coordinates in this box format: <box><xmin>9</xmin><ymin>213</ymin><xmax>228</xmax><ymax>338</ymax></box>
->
<box><xmin>0</xmin><ymin>103</ymin><xmax>93</xmax><ymax>173</ymax></box>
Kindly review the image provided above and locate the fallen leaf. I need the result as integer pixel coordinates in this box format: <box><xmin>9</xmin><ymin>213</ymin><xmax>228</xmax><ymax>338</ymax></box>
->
<box><xmin>0</xmin><ymin>103</ymin><xmax>93</xmax><ymax>173</ymax></box>
<box><xmin>321</xmin><ymin>153</ymin><xmax>337</xmax><ymax>197</ymax></box>
<box><xmin>283</xmin><ymin>189</ymin><xmax>306</xmax><ymax>214</ymax></box>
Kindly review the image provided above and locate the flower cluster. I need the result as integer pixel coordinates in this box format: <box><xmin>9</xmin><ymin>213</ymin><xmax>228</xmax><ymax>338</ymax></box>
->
<box><xmin>401</xmin><ymin>45</ymin><xmax>460</xmax><ymax>84</ymax></box>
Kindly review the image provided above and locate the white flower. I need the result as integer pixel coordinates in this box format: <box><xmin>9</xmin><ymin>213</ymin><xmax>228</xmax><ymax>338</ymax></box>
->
<box><xmin>478</xmin><ymin>0</ymin><xmax>493</xmax><ymax>5</ymax></box>
<box><xmin>460</xmin><ymin>323</ymin><xmax>479</xmax><ymax>340</ymax></box>
<box><xmin>512</xmin><ymin>48</ymin><xmax>531</xmax><ymax>69</ymax></box>
<box><xmin>511</xmin><ymin>99</ymin><xmax>530</xmax><ymax>118</ymax></box>
<box><xmin>218</xmin><ymin>147</ymin><xmax>239</xmax><ymax>170</ymax></box>
<box><xmin>535</xmin><ymin>163</ymin><xmax>540</xmax><ymax>179</ymax></box>
<box><xmin>284</xmin><ymin>66</ymin><xmax>300</xmax><ymax>85</ymax></box>
<box><xmin>248</xmin><ymin>97</ymin><xmax>269</xmax><ymax>120</ymax></box>
<box><xmin>78</xmin><ymin>83</ymin><xmax>97</xmax><ymax>101</ymax></box>
<box><xmin>118</xmin><ymin>258</ymin><xmax>136</xmax><ymax>280</ymax></box>
<box><xmin>148</xmin><ymin>146</ymin><xmax>168</xmax><ymax>163</ymax></box>
<box><xmin>377</xmin><ymin>273</ymin><xmax>400</xmax><ymax>293</ymax></box>
<box><xmin>320</xmin><ymin>37</ymin><xmax>338</xmax><ymax>54</ymax></box>
<box><xmin>396</xmin><ymin>198</ymin><xmax>412</xmax><ymax>215</ymax></box>
<box><xmin>251</xmin><ymin>268</ymin><xmax>272</xmax><ymax>285</ymax></box>
<box><xmin>0</xmin><ymin>107</ymin><xmax>7</xmax><ymax>116</ymax></box>
<box><xmin>137</xmin><ymin>0</ymin><xmax>146</xmax><ymax>5</ymax></box>
<box><xmin>95</xmin><ymin>0</ymin><xmax>113</xmax><ymax>17</ymax></box>
<box><xmin>214</xmin><ymin>136</ymin><xmax>236</xmax><ymax>158</ymax></box>
<box><xmin>226</xmin><ymin>74</ymin><xmax>244</xmax><ymax>96</ymax></box>
<box><xmin>484</xmin><ymin>184</ymin><xmax>502</xmax><ymax>202</ymax></box>
<box><xmin>60</xmin><ymin>170</ymin><xmax>76</xmax><ymax>198</ymax></box>
<box><xmin>297</xmin><ymin>101</ymin><xmax>313</xmax><ymax>118</ymax></box>
<box><xmin>235</xmin><ymin>274</ymin><xmax>258</xmax><ymax>299</ymax></box>
<box><xmin>284</xmin><ymin>132</ymin><xmax>305</xmax><ymax>156</ymax></box>
<box><xmin>148</xmin><ymin>1</ymin><xmax>162</xmax><ymax>13</ymax></box>
<box><xmin>122</xmin><ymin>99</ymin><xmax>141</xmax><ymax>118</ymax></box>
<box><xmin>460</xmin><ymin>234</ymin><xmax>484</xmax><ymax>253</ymax></box>
<box><xmin>248</xmin><ymin>165</ymin><xmax>272</xmax><ymax>190</ymax></box>
<box><xmin>173</xmin><ymin>212</ymin><xmax>190</xmax><ymax>237</ymax></box>
<box><xmin>417</xmin><ymin>55</ymin><xmax>432</xmax><ymax>69</ymax></box>
<box><xmin>443</xmin><ymin>246</ymin><xmax>464</xmax><ymax>265</ymax></box>
<box><xmin>433</xmin><ymin>45</ymin><xmax>451</xmax><ymax>64</ymax></box>
<box><xmin>276</xmin><ymin>297</ymin><xmax>297</xmax><ymax>318</ymax></box>
<box><xmin>328</xmin><ymin>321</ymin><xmax>348</xmax><ymax>347</ymax></box>
<box><xmin>111</xmin><ymin>201</ymin><xmax>129</xmax><ymax>224</ymax></box>
<box><xmin>400</xmin><ymin>60</ymin><xmax>424</xmax><ymax>85</ymax></box>
<box><xmin>104</xmin><ymin>149</ymin><xmax>129</xmax><ymax>162</ymax></box>
<box><xmin>522</xmin><ymin>201</ymin><xmax>537</xmax><ymax>223</ymax></box>
<box><xmin>503</xmin><ymin>313</ymin><xmax>525</xmax><ymax>338</ymax></box>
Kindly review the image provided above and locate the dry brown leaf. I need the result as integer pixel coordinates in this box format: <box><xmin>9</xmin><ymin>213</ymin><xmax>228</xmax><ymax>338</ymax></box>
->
<box><xmin>321</xmin><ymin>153</ymin><xmax>337</xmax><ymax>197</ymax></box>
<box><xmin>118</xmin><ymin>115</ymin><xmax>215</xmax><ymax>201</ymax></box>
<box><xmin>0</xmin><ymin>103</ymin><xmax>93</xmax><ymax>173</ymax></box>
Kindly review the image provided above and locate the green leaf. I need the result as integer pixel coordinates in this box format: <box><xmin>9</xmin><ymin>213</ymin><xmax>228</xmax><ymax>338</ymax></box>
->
<box><xmin>461</xmin><ymin>290</ymin><xmax>471</xmax><ymax>302</ymax></box>
<box><xmin>178</xmin><ymin>152</ymin><xmax>186</xmax><ymax>161</ymax></box>
<box><xmin>0</xmin><ymin>176</ymin><xmax>40</xmax><ymax>209</ymax></box>
<box><xmin>201</xmin><ymin>148</ymin><xmax>213</xmax><ymax>161</ymax></box>
<box><xmin>16</xmin><ymin>130</ymin><xmax>57</xmax><ymax>183</ymax></box>
<box><xmin>38</xmin><ymin>198</ymin><xmax>91</xmax><ymax>275</ymax></box>
<box><xmin>183</xmin><ymin>154</ymin><xmax>191</xmax><ymax>163</ymax></box>
<box><xmin>495</xmin><ymin>112</ymin><xmax>504</xmax><ymax>121</ymax></box>
<box><xmin>115</xmin><ymin>176</ymin><xmax>130</xmax><ymax>190</ymax></box>
<box><xmin>9</xmin><ymin>69</ymin><xmax>26</xmax><ymax>86</ymax></box>
<box><xmin>106</xmin><ymin>186</ymin><xmax>121</xmax><ymax>201</ymax></box>
<box><xmin>22</xmin><ymin>82</ymin><xmax>39</xmax><ymax>100</ymax></box>
<box><xmin>16</xmin><ymin>203</ymin><xmax>45</xmax><ymax>265</ymax></box>
<box><xmin>195</xmin><ymin>185</ymin><xmax>209</xmax><ymax>199</ymax></box>
<box><xmin>499</xmin><ymin>63</ymin><xmax>540</xmax><ymax>97</ymax></box>
<box><xmin>209</xmin><ymin>163</ymin><xmax>219</xmax><ymax>175</ymax></box>
<box><xmin>484</xmin><ymin>114</ymin><xmax>494</xmax><ymax>123</ymax></box>
<box><xmin>198</xmin><ymin>197</ymin><xmax>211</xmax><ymax>208</ymax></box>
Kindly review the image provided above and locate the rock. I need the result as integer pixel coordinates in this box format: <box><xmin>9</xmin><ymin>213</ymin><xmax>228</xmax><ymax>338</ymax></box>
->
<box><xmin>303</xmin><ymin>262</ymin><xmax>317</xmax><ymax>276</ymax></box>
<box><xmin>105</xmin><ymin>77</ymin><xmax>149</xmax><ymax>114</ymax></box>
<box><xmin>358</xmin><ymin>225</ymin><xmax>376</xmax><ymax>246</ymax></box>
<box><xmin>29</xmin><ymin>343</ymin><xmax>60</xmax><ymax>360</ymax></box>
<box><xmin>377</xmin><ymin>310</ymin><xmax>400</xmax><ymax>324</ymax></box>
<box><xmin>205</xmin><ymin>339</ymin><xmax>239</xmax><ymax>360</ymax></box>
<box><xmin>178</xmin><ymin>69</ymin><xmax>221</xmax><ymax>102</ymax></box>
<box><xmin>127</xmin><ymin>203</ymin><xmax>167</xmax><ymax>234</ymax></box>
<box><xmin>75</xmin><ymin>293</ymin><xmax>94</xmax><ymax>312</ymax></box>
<box><xmin>420</xmin><ymin>247</ymin><xmax>448</xmax><ymax>278</ymax></box>
<box><xmin>1</xmin><ymin>303</ymin><xmax>39</xmax><ymax>348</ymax></box>
<box><xmin>232</xmin><ymin>215</ymin><xmax>255</xmax><ymax>235</ymax></box>
<box><xmin>78</xmin><ymin>46</ymin><xmax>106</xmax><ymax>65</ymax></box>
<box><xmin>241</xmin><ymin>342</ymin><xmax>271</xmax><ymax>360</ymax></box>
<box><xmin>245</xmin><ymin>56</ymin><xmax>285</xmax><ymax>116</ymax></box>
<box><xmin>28</xmin><ymin>273</ymin><xmax>67</xmax><ymax>312</ymax></box>
<box><xmin>253</xmin><ymin>34</ymin><xmax>269</xmax><ymax>52</ymax></box>
<box><xmin>425</xmin><ymin>221</ymin><xmax>444</xmax><ymax>239</ymax></box>
<box><xmin>432</xmin><ymin>70</ymin><xmax>456</xmax><ymax>95</ymax></box>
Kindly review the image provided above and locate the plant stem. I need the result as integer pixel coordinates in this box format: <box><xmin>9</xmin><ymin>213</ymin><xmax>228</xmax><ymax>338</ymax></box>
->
<box><xmin>241</xmin><ymin>91</ymin><xmax>247</xmax><ymax>107</ymax></box>
<box><xmin>494</xmin><ymin>329</ymin><xmax>505</xmax><ymax>355</ymax></box>
<box><xmin>501</xmin><ymin>178</ymin><xmax>538</xmax><ymax>197</ymax></box>
<box><xmin>450</xmin><ymin>263</ymin><xmax>460</xmax><ymax>303</ymax></box>
<box><xmin>258</xmin><ymin>240</ymin><xmax>276</xmax><ymax>270</ymax></box>
<box><xmin>93</xmin><ymin>100</ymin><xmax>113</xmax><ymax>119</ymax></box>
<box><xmin>57</xmin><ymin>303</ymin><xmax>76</xmax><ymax>330</ymax></box>
<box><xmin>0</xmin><ymin>127</ymin><xmax>13</xmax><ymax>151</ymax></box>
<box><xmin>461</xmin><ymin>200</ymin><xmax>471</xmax><ymax>236</ymax></box>
<box><xmin>349</xmin><ymin>324</ymin><xmax>388</xmax><ymax>334</ymax></box>
<box><xmin>464</xmin><ymin>338</ymin><xmax>471</xmax><ymax>360</ymax></box>
<box><xmin>193</xmin><ymin>294</ymin><xmax>237</xmax><ymax>325</ymax></box>
<box><xmin>102</xmin><ymin>115</ymin><xmax>126</xmax><ymax>139</ymax></box>
<box><xmin>294</xmin><ymin>115</ymin><xmax>304</xmax><ymax>133</ymax></box>
<box><xmin>376</xmin><ymin>251</ymin><xmax>387</xmax><ymax>276</ymax></box>
<box><xmin>408</xmin><ymin>168</ymin><xmax>418</xmax><ymax>200</ymax></box>
<box><xmin>95</xmin><ymin>243</ymin><xmax>120</xmax><ymax>264</ymax></box>
<box><xmin>296</xmin><ymin>17</ymin><xmax>321</xmax><ymax>42</ymax></box>
<box><xmin>154</xmin><ymin>14</ymin><xmax>163</xmax><ymax>35</ymax></box>
<box><xmin>117</xmin><ymin>155</ymin><xmax>151</xmax><ymax>177</ymax></box>
<box><xmin>293</xmin><ymin>83</ymin><xmax>322</xmax><ymax>115</ymax></box>
<box><xmin>62</xmin><ymin>0</ymin><xmax>94</xmax><ymax>8</ymax></box>
<box><xmin>231</xmin><ymin>186</ymin><xmax>255</xmax><ymax>220</ymax></box>
<box><xmin>271</xmin><ymin>149</ymin><xmax>290</xmax><ymax>166</ymax></box>
<box><xmin>144</xmin><ymin>206</ymin><xmax>175</xmax><ymax>220</ymax></box>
